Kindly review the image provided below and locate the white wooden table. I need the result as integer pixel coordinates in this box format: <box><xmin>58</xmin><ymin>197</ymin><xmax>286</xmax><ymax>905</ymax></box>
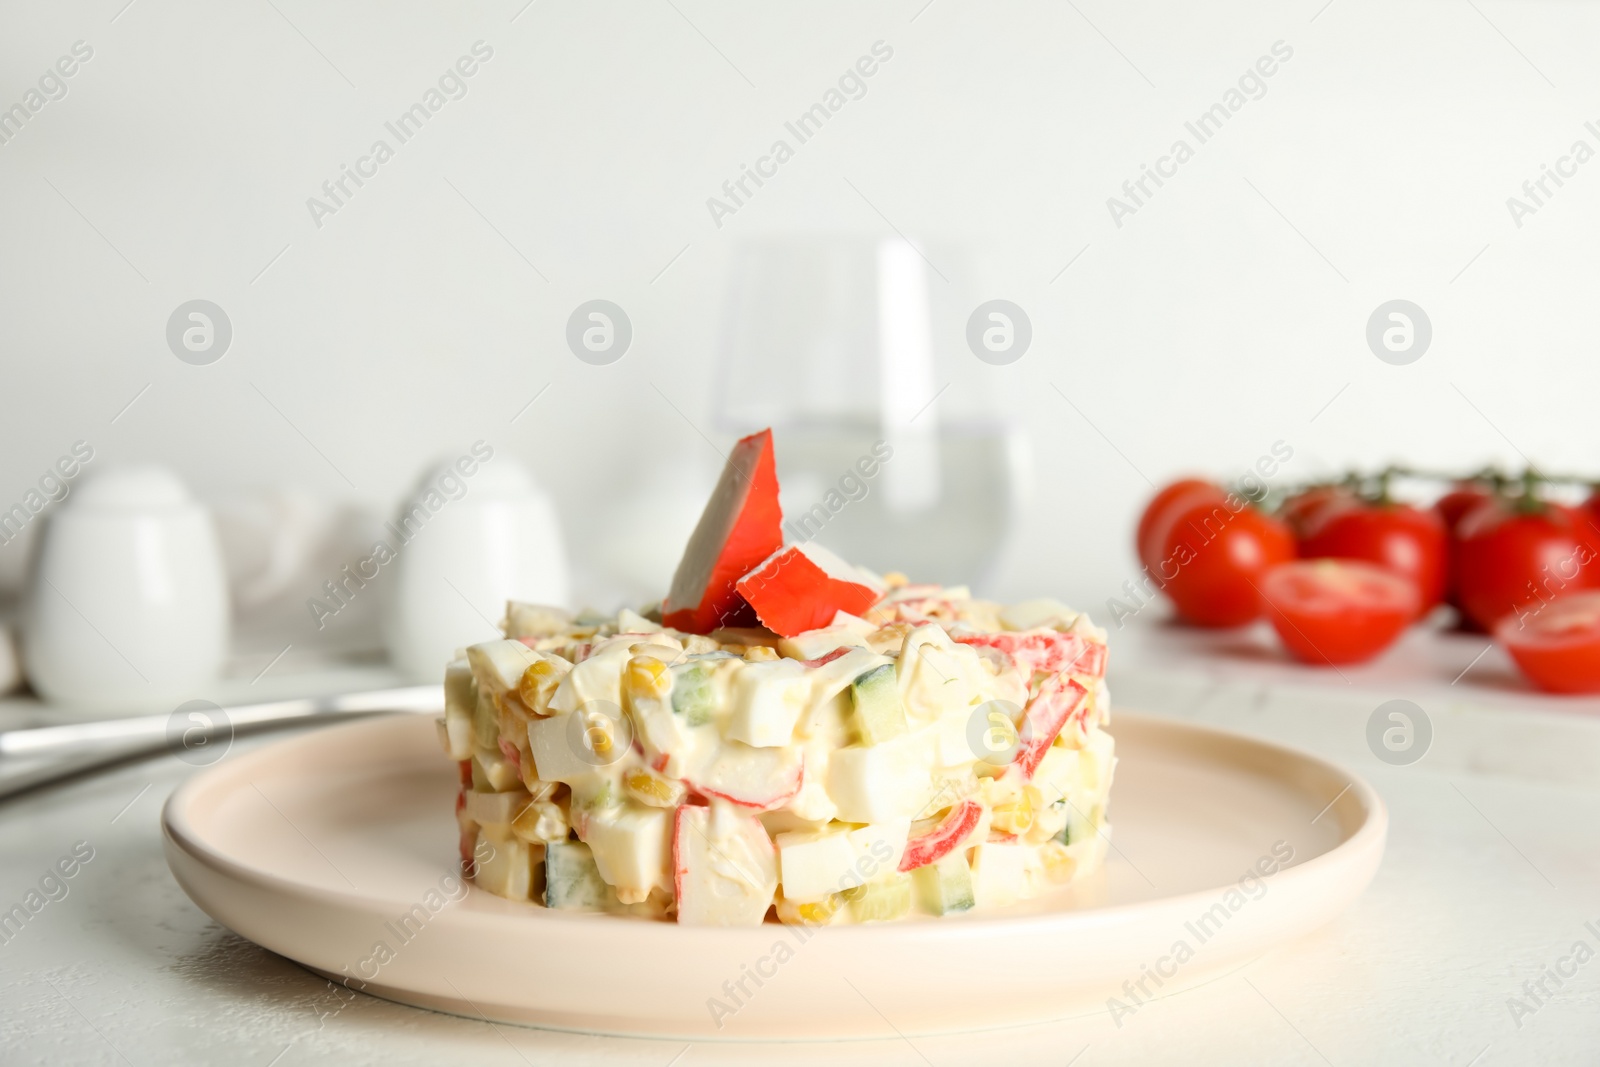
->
<box><xmin>2</xmin><ymin>620</ymin><xmax>1596</xmax><ymax>1066</ymax></box>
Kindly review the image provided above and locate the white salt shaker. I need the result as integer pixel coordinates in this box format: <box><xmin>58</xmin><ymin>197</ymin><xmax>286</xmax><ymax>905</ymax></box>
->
<box><xmin>24</xmin><ymin>466</ymin><xmax>230</xmax><ymax>710</ymax></box>
<box><xmin>383</xmin><ymin>449</ymin><xmax>567</xmax><ymax>682</ymax></box>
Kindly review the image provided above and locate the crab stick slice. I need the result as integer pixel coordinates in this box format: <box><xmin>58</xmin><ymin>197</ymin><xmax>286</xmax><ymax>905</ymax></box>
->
<box><xmin>953</xmin><ymin>630</ymin><xmax>1107</xmax><ymax>679</ymax></box>
<box><xmin>736</xmin><ymin>543</ymin><xmax>886</xmax><ymax>638</ymax></box>
<box><xmin>663</xmin><ymin>429</ymin><xmax>783</xmax><ymax>634</ymax></box>
<box><xmin>673</xmin><ymin>804</ymin><xmax>778</xmax><ymax>925</ymax></box>
<box><xmin>898</xmin><ymin>799</ymin><xmax>984</xmax><ymax>871</ymax></box>
<box><xmin>1013</xmin><ymin>675</ymin><xmax>1091</xmax><ymax>779</ymax></box>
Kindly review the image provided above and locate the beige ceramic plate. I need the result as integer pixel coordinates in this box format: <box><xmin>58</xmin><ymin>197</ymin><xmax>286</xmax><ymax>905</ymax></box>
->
<box><xmin>163</xmin><ymin>710</ymin><xmax>1385</xmax><ymax>1040</ymax></box>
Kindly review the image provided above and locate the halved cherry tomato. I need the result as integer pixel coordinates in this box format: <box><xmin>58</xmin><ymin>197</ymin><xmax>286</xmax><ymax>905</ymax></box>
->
<box><xmin>1453</xmin><ymin>500</ymin><xmax>1600</xmax><ymax>630</ymax></box>
<box><xmin>1280</xmin><ymin>486</ymin><xmax>1356</xmax><ymax>538</ymax></box>
<box><xmin>1137</xmin><ymin>479</ymin><xmax>1223</xmax><ymax>572</ymax></box>
<box><xmin>1157</xmin><ymin>498</ymin><xmax>1295</xmax><ymax>627</ymax></box>
<box><xmin>1496</xmin><ymin>589</ymin><xmax>1600</xmax><ymax>693</ymax></box>
<box><xmin>1298</xmin><ymin>502</ymin><xmax>1447</xmax><ymax>615</ymax></box>
<box><xmin>1260</xmin><ymin>560</ymin><xmax>1418</xmax><ymax>665</ymax></box>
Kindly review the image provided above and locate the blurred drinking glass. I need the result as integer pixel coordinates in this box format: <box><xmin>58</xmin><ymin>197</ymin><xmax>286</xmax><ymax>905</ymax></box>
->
<box><xmin>714</xmin><ymin>237</ymin><xmax>1026</xmax><ymax>589</ymax></box>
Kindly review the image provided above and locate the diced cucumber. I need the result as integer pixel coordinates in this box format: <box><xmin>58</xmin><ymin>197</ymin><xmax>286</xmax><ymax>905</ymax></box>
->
<box><xmin>1059</xmin><ymin>801</ymin><xmax>1102</xmax><ymax>846</ymax></box>
<box><xmin>572</xmin><ymin>778</ymin><xmax>614</xmax><ymax>814</ymax></box>
<box><xmin>543</xmin><ymin>840</ymin><xmax>616</xmax><ymax>910</ymax></box>
<box><xmin>850</xmin><ymin>663</ymin><xmax>908</xmax><ymax>745</ymax></box>
<box><xmin>843</xmin><ymin>872</ymin><xmax>912</xmax><ymax>923</ymax></box>
<box><xmin>912</xmin><ymin>853</ymin><xmax>975</xmax><ymax>915</ymax></box>
<box><xmin>671</xmin><ymin>663</ymin><xmax>715</xmax><ymax>726</ymax></box>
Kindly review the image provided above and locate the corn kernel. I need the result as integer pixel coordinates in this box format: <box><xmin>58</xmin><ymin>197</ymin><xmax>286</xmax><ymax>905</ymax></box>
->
<box><xmin>743</xmin><ymin>645</ymin><xmax>778</xmax><ymax>662</ymax></box>
<box><xmin>626</xmin><ymin>657</ymin><xmax>670</xmax><ymax>696</ymax></box>
<box><xmin>797</xmin><ymin>898</ymin><xmax>839</xmax><ymax>924</ymax></box>
<box><xmin>517</xmin><ymin>659</ymin><xmax>561</xmax><ymax>712</ymax></box>
<box><xmin>776</xmin><ymin>892</ymin><xmax>841</xmax><ymax>926</ymax></box>
<box><xmin>624</xmin><ymin>770</ymin><xmax>685</xmax><ymax>808</ymax></box>
<box><xmin>882</xmin><ymin>571</ymin><xmax>909</xmax><ymax>588</ymax></box>
<box><xmin>1041</xmin><ymin>841</ymin><xmax>1078</xmax><ymax>884</ymax></box>
<box><xmin>991</xmin><ymin>789</ymin><xmax>1034</xmax><ymax>835</ymax></box>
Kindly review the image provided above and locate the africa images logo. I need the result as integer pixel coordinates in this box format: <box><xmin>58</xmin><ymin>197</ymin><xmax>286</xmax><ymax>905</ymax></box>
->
<box><xmin>0</xmin><ymin>40</ymin><xmax>93</xmax><ymax>148</ymax></box>
<box><xmin>1105</xmin><ymin>41</ymin><xmax>1294</xmax><ymax>228</ymax></box>
<box><xmin>705</xmin><ymin>41</ymin><xmax>894</xmax><ymax>228</ymax></box>
<box><xmin>304</xmin><ymin>42</ymin><xmax>495</xmax><ymax>229</ymax></box>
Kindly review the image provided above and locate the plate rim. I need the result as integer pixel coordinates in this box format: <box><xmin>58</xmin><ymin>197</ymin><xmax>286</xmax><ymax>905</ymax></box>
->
<box><xmin>161</xmin><ymin>708</ymin><xmax>1387</xmax><ymax>943</ymax></box>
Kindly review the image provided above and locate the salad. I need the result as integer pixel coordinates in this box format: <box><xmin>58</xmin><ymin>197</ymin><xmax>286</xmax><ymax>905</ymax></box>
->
<box><xmin>438</xmin><ymin>430</ymin><xmax>1116</xmax><ymax>925</ymax></box>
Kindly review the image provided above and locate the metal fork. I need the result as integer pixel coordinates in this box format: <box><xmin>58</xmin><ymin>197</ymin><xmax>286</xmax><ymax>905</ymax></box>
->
<box><xmin>0</xmin><ymin>685</ymin><xmax>442</xmax><ymax>800</ymax></box>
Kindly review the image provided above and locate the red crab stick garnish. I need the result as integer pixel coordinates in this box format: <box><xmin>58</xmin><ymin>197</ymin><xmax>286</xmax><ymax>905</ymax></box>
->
<box><xmin>662</xmin><ymin>429</ymin><xmax>783</xmax><ymax>634</ymax></box>
<box><xmin>736</xmin><ymin>542</ymin><xmax>885</xmax><ymax>638</ymax></box>
<box><xmin>899</xmin><ymin>800</ymin><xmax>984</xmax><ymax>871</ymax></box>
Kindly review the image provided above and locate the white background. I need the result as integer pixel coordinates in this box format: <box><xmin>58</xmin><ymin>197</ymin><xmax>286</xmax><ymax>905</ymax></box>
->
<box><xmin>2</xmin><ymin>0</ymin><xmax>1597</xmax><ymax>631</ymax></box>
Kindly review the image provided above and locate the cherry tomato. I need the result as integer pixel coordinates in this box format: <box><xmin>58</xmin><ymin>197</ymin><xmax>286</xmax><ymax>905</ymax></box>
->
<box><xmin>1437</xmin><ymin>484</ymin><xmax>1498</xmax><ymax>628</ymax></box>
<box><xmin>1579</xmin><ymin>490</ymin><xmax>1600</xmax><ymax>547</ymax></box>
<box><xmin>1495</xmin><ymin>589</ymin><xmax>1600</xmax><ymax>693</ymax></box>
<box><xmin>1298</xmin><ymin>502</ymin><xmax>1447</xmax><ymax>615</ymax></box>
<box><xmin>1157</xmin><ymin>498</ymin><xmax>1295</xmax><ymax>627</ymax></box>
<box><xmin>1280</xmin><ymin>486</ymin><xmax>1356</xmax><ymax>538</ymax></box>
<box><xmin>1260</xmin><ymin>560</ymin><xmax>1418</xmax><ymax>665</ymax></box>
<box><xmin>1454</xmin><ymin>500</ymin><xmax>1600</xmax><ymax>630</ymax></box>
<box><xmin>1435</xmin><ymin>483</ymin><xmax>1494</xmax><ymax>535</ymax></box>
<box><xmin>1137</xmin><ymin>479</ymin><xmax>1222</xmax><ymax>572</ymax></box>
